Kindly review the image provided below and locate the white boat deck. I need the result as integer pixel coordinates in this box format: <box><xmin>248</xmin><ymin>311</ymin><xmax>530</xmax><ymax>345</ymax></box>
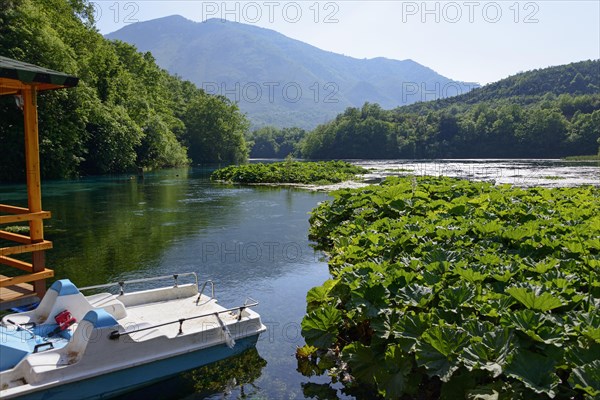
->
<box><xmin>120</xmin><ymin>295</ymin><xmax>239</xmax><ymax>341</ymax></box>
<box><xmin>0</xmin><ymin>275</ymin><xmax>265</xmax><ymax>400</ymax></box>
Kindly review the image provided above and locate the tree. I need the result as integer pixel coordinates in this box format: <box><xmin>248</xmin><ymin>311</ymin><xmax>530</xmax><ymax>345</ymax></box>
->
<box><xmin>568</xmin><ymin>110</ymin><xmax>600</xmax><ymax>155</ymax></box>
<box><xmin>183</xmin><ymin>95</ymin><xmax>249</xmax><ymax>163</ymax></box>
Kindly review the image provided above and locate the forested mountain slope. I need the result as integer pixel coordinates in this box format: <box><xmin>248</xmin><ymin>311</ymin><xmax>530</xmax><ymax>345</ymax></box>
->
<box><xmin>300</xmin><ymin>60</ymin><xmax>600</xmax><ymax>159</ymax></box>
<box><xmin>401</xmin><ymin>60</ymin><xmax>599</xmax><ymax>113</ymax></box>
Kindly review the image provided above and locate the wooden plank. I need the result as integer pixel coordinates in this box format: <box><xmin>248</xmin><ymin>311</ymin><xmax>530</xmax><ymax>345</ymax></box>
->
<box><xmin>0</xmin><ymin>88</ymin><xmax>19</xmax><ymax>96</ymax></box>
<box><xmin>0</xmin><ymin>204</ymin><xmax>30</xmax><ymax>214</ymax></box>
<box><xmin>0</xmin><ymin>269</ymin><xmax>54</xmax><ymax>287</ymax></box>
<box><xmin>0</xmin><ymin>256</ymin><xmax>33</xmax><ymax>272</ymax></box>
<box><xmin>0</xmin><ymin>229</ymin><xmax>31</xmax><ymax>244</ymax></box>
<box><xmin>22</xmin><ymin>86</ymin><xmax>47</xmax><ymax>298</ymax></box>
<box><xmin>0</xmin><ymin>240</ymin><xmax>52</xmax><ymax>256</ymax></box>
<box><xmin>32</xmin><ymin>252</ymin><xmax>46</xmax><ymax>296</ymax></box>
<box><xmin>0</xmin><ymin>77</ymin><xmax>28</xmax><ymax>91</ymax></box>
<box><xmin>0</xmin><ymin>276</ymin><xmax>33</xmax><ymax>299</ymax></box>
<box><xmin>0</xmin><ymin>275</ymin><xmax>39</xmax><ymax>310</ymax></box>
<box><xmin>23</xmin><ymin>86</ymin><xmax>44</xmax><ymax>239</ymax></box>
<box><xmin>0</xmin><ymin>211</ymin><xmax>51</xmax><ymax>225</ymax></box>
<box><xmin>0</xmin><ymin>78</ymin><xmax>64</xmax><ymax>92</ymax></box>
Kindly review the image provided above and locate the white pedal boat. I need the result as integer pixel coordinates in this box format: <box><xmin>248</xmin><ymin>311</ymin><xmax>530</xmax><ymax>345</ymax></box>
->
<box><xmin>0</xmin><ymin>273</ymin><xmax>266</xmax><ymax>399</ymax></box>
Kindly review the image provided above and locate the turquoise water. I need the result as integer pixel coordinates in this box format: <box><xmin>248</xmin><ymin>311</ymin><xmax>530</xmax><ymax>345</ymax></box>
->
<box><xmin>1</xmin><ymin>167</ymin><xmax>340</xmax><ymax>399</ymax></box>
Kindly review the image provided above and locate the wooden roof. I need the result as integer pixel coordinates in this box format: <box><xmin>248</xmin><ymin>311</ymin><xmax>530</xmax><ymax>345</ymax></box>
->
<box><xmin>0</xmin><ymin>55</ymin><xmax>79</xmax><ymax>95</ymax></box>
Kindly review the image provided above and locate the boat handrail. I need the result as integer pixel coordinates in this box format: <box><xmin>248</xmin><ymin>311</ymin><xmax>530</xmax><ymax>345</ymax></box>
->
<box><xmin>196</xmin><ymin>280</ymin><xmax>215</xmax><ymax>305</ymax></box>
<box><xmin>109</xmin><ymin>298</ymin><xmax>259</xmax><ymax>339</ymax></box>
<box><xmin>79</xmin><ymin>273</ymin><xmax>199</xmax><ymax>296</ymax></box>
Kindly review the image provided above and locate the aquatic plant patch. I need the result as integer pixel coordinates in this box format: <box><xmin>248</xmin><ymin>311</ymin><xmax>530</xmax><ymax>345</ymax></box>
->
<box><xmin>211</xmin><ymin>161</ymin><xmax>367</xmax><ymax>185</ymax></box>
<box><xmin>300</xmin><ymin>176</ymin><xmax>600</xmax><ymax>399</ymax></box>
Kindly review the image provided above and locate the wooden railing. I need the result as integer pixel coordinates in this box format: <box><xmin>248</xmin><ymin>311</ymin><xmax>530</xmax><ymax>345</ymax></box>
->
<box><xmin>0</xmin><ymin>204</ymin><xmax>54</xmax><ymax>291</ymax></box>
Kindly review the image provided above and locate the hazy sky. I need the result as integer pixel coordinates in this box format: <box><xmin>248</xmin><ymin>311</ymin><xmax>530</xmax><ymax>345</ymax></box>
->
<box><xmin>95</xmin><ymin>1</ymin><xmax>600</xmax><ymax>85</ymax></box>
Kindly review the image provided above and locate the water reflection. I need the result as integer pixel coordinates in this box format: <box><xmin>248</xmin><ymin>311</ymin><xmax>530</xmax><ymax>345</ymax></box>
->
<box><xmin>115</xmin><ymin>349</ymin><xmax>267</xmax><ymax>400</ymax></box>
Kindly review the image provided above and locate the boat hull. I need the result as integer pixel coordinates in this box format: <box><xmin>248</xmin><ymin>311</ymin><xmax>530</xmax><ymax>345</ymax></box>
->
<box><xmin>5</xmin><ymin>334</ymin><xmax>260</xmax><ymax>400</ymax></box>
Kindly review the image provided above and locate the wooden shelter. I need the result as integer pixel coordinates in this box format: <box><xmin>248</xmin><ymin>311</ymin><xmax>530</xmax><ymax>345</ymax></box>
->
<box><xmin>0</xmin><ymin>56</ymin><xmax>79</xmax><ymax>309</ymax></box>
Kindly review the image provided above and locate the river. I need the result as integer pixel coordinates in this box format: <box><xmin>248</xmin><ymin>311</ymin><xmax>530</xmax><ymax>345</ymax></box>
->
<box><xmin>0</xmin><ymin>159</ymin><xmax>598</xmax><ymax>399</ymax></box>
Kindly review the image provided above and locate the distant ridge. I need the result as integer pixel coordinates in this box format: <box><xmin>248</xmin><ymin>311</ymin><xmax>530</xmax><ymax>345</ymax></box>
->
<box><xmin>397</xmin><ymin>59</ymin><xmax>600</xmax><ymax>113</ymax></box>
<box><xmin>106</xmin><ymin>16</ymin><xmax>478</xmax><ymax>129</ymax></box>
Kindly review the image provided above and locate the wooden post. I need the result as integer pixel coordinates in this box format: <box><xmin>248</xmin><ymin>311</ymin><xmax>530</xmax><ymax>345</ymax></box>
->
<box><xmin>22</xmin><ymin>85</ymin><xmax>46</xmax><ymax>297</ymax></box>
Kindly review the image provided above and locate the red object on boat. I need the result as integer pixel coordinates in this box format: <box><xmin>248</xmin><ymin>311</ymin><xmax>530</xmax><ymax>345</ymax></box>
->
<box><xmin>54</xmin><ymin>310</ymin><xmax>76</xmax><ymax>331</ymax></box>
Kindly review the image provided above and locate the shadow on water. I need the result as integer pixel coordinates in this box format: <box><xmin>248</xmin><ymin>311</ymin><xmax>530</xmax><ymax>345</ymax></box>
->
<box><xmin>114</xmin><ymin>349</ymin><xmax>268</xmax><ymax>400</ymax></box>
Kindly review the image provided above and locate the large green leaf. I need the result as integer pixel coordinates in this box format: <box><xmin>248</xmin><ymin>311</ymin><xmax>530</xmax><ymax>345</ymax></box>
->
<box><xmin>490</xmin><ymin>264</ymin><xmax>518</xmax><ymax>282</ymax></box>
<box><xmin>461</xmin><ymin>327</ymin><xmax>513</xmax><ymax>378</ymax></box>
<box><xmin>306</xmin><ymin>282</ymin><xmax>335</xmax><ymax>311</ymax></box>
<box><xmin>505</xmin><ymin>285</ymin><xmax>564</xmax><ymax>311</ymax></box>
<box><xmin>477</xmin><ymin>294</ymin><xmax>516</xmax><ymax>318</ymax></box>
<box><xmin>341</xmin><ymin>343</ymin><xmax>380</xmax><ymax>385</ymax></box>
<box><xmin>376</xmin><ymin>344</ymin><xmax>414</xmax><ymax>399</ymax></box>
<box><xmin>396</xmin><ymin>283</ymin><xmax>433</xmax><ymax>308</ymax></box>
<box><xmin>502</xmin><ymin>308</ymin><xmax>544</xmax><ymax>331</ymax></box>
<box><xmin>528</xmin><ymin>258</ymin><xmax>559</xmax><ymax>274</ymax></box>
<box><xmin>565</xmin><ymin>341</ymin><xmax>600</xmax><ymax>366</ymax></box>
<box><xmin>394</xmin><ymin>312</ymin><xmax>430</xmax><ymax>352</ymax></box>
<box><xmin>440</xmin><ymin>282</ymin><xmax>476</xmax><ymax>310</ymax></box>
<box><xmin>501</xmin><ymin>309</ymin><xmax>564</xmax><ymax>345</ymax></box>
<box><xmin>505</xmin><ymin>349</ymin><xmax>560</xmax><ymax>397</ymax></box>
<box><xmin>576</xmin><ymin>312</ymin><xmax>600</xmax><ymax>343</ymax></box>
<box><xmin>473</xmin><ymin>220</ymin><xmax>503</xmax><ymax>235</ymax></box>
<box><xmin>416</xmin><ymin>342</ymin><xmax>461</xmax><ymax>382</ymax></box>
<box><xmin>301</xmin><ymin>305</ymin><xmax>342</xmax><ymax>348</ymax></box>
<box><xmin>371</xmin><ymin>309</ymin><xmax>398</xmax><ymax>340</ymax></box>
<box><xmin>568</xmin><ymin>360</ymin><xmax>600</xmax><ymax>397</ymax></box>
<box><xmin>583</xmin><ymin>326</ymin><xmax>600</xmax><ymax>343</ymax></box>
<box><xmin>455</xmin><ymin>266</ymin><xmax>488</xmax><ymax>283</ymax></box>
<box><xmin>416</xmin><ymin>325</ymin><xmax>470</xmax><ymax>382</ymax></box>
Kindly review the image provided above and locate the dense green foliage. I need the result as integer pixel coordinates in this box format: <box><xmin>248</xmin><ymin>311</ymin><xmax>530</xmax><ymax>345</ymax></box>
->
<box><xmin>301</xmin><ymin>61</ymin><xmax>600</xmax><ymax>159</ymax></box>
<box><xmin>211</xmin><ymin>160</ymin><xmax>367</xmax><ymax>184</ymax></box>
<box><xmin>182</xmin><ymin>94</ymin><xmax>249</xmax><ymax>163</ymax></box>
<box><xmin>247</xmin><ymin>126</ymin><xmax>306</xmax><ymax>158</ymax></box>
<box><xmin>0</xmin><ymin>0</ymin><xmax>249</xmax><ymax>181</ymax></box>
<box><xmin>301</xmin><ymin>177</ymin><xmax>600</xmax><ymax>399</ymax></box>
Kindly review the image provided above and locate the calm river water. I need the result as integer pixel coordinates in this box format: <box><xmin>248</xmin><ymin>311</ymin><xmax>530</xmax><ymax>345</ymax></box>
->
<box><xmin>0</xmin><ymin>160</ymin><xmax>598</xmax><ymax>399</ymax></box>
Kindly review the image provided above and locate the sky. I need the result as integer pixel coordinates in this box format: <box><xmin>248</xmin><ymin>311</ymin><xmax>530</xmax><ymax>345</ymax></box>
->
<box><xmin>94</xmin><ymin>1</ymin><xmax>600</xmax><ymax>85</ymax></box>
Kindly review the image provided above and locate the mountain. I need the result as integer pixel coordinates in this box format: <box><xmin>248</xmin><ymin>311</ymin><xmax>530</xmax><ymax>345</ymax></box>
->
<box><xmin>397</xmin><ymin>59</ymin><xmax>600</xmax><ymax>113</ymax></box>
<box><xmin>105</xmin><ymin>16</ymin><xmax>478</xmax><ymax>129</ymax></box>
